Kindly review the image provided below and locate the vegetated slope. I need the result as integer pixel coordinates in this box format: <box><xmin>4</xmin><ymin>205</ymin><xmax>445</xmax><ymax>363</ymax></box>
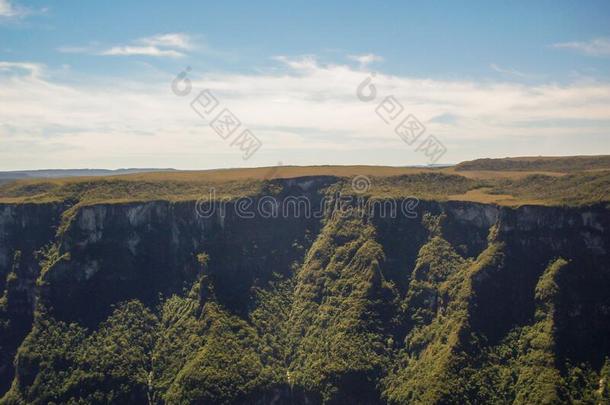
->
<box><xmin>455</xmin><ymin>155</ymin><xmax>610</xmax><ymax>173</ymax></box>
<box><xmin>1</xmin><ymin>163</ymin><xmax>609</xmax><ymax>206</ymax></box>
<box><xmin>0</xmin><ymin>176</ymin><xmax>609</xmax><ymax>404</ymax></box>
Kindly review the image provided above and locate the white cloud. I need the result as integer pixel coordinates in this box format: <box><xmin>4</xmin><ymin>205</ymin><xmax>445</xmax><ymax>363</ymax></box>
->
<box><xmin>490</xmin><ymin>63</ymin><xmax>529</xmax><ymax>78</ymax></box>
<box><xmin>0</xmin><ymin>0</ymin><xmax>17</xmax><ymax>16</ymax></box>
<box><xmin>552</xmin><ymin>37</ymin><xmax>610</xmax><ymax>57</ymax></box>
<box><xmin>0</xmin><ymin>0</ymin><xmax>27</xmax><ymax>18</ymax></box>
<box><xmin>100</xmin><ymin>46</ymin><xmax>184</xmax><ymax>58</ymax></box>
<box><xmin>102</xmin><ymin>33</ymin><xmax>193</xmax><ymax>57</ymax></box>
<box><xmin>59</xmin><ymin>33</ymin><xmax>193</xmax><ymax>58</ymax></box>
<box><xmin>272</xmin><ymin>55</ymin><xmax>319</xmax><ymax>71</ymax></box>
<box><xmin>0</xmin><ymin>56</ymin><xmax>609</xmax><ymax>169</ymax></box>
<box><xmin>138</xmin><ymin>33</ymin><xmax>192</xmax><ymax>50</ymax></box>
<box><xmin>348</xmin><ymin>53</ymin><xmax>384</xmax><ymax>68</ymax></box>
<box><xmin>0</xmin><ymin>61</ymin><xmax>42</xmax><ymax>77</ymax></box>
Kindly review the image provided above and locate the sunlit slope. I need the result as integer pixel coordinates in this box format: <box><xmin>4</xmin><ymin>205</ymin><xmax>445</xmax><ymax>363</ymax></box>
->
<box><xmin>0</xmin><ymin>156</ymin><xmax>609</xmax><ymax>206</ymax></box>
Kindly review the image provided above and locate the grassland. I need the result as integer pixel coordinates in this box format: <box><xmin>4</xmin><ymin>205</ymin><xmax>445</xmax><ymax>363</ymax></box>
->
<box><xmin>0</xmin><ymin>156</ymin><xmax>609</xmax><ymax>207</ymax></box>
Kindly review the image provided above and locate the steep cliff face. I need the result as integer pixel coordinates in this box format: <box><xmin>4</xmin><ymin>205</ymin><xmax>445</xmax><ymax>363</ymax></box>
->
<box><xmin>0</xmin><ymin>203</ymin><xmax>66</xmax><ymax>394</ymax></box>
<box><xmin>0</xmin><ymin>178</ymin><xmax>608</xmax><ymax>404</ymax></box>
<box><xmin>42</xmin><ymin>198</ymin><xmax>321</xmax><ymax>326</ymax></box>
<box><xmin>473</xmin><ymin>205</ymin><xmax>609</xmax><ymax>348</ymax></box>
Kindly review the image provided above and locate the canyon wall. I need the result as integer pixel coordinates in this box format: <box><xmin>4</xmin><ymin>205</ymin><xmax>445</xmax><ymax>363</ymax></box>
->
<box><xmin>1</xmin><ymin>178</ymin><xmax>608</xmax><ymax>403</ymax></box>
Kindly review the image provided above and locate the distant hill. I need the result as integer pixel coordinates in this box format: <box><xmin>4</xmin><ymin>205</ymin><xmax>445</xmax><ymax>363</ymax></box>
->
<box><xmin>0</xmin><ymin>168</ymin><xmax>176</xmax><ymax>182</ymax></box>
<box><xmin>455</xmin><ymin>155</ymin><xmax>610</xmax><ymax>172</ymax></box>
<box><xmin>0</xmin><ymin>158</ymin><xmax>609</xmax><ymax>206</ymax></box>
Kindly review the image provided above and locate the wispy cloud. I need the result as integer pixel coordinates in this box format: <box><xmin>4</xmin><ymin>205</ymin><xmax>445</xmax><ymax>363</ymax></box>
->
<box><xmin>0</xmin><ymin>0</ymin><xmax>28</xmax><ymax>18</ymax></box>
<box><xmin>272</xmin><ymin>55</ymin><xmax>319</xmax><ymax>71</ymax></box>
<box><xmin>139</xmin><ymin>33</ymin><xmax>192</xmax><ymax>50</ymax></box>
<box><xmin>103</xmin><ymin>33</ymin><xmax>192</xmax><ymax>57</ymax></box>
<box><xmin>100</xmin><ymin>46</ymin><xmax>184</xmax><ymax>58</ymax></box>
<box><xmin>59</xmin><ymin>33</ymin><xmax>193</xmax><ymax>58</ymax></box>
<box><xmin>0</xmin><ymin>61</ymin><xmax>42</xmax><ymax>77</ymax></box>
<box><xmin>1</xmin><ymin>56</ymin><xmax>609</xmax><ymax>169</ymax></box>
<box><xmin>348</xmin><ymin>53</ymin><xmax>384</xmax><ymax>68</ymax></box>
<box><xmin>552</xmin><ymin>37</ymin><xmax>610</xmax><ymax>57</ymax></box>
<box><xmin>490</xmin><ymin>63</ymin><xmax>529</xmax><ymax>78</ymax></box>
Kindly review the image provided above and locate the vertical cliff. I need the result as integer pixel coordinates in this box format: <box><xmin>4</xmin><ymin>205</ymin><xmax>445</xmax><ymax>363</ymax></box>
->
<box><xmin>0</xmin><ymin>203</ymin><xmax>67</xmax><ymax>395</ymax></box>
<box><xmin>0</xmin><ymin>180</ymin><xmax>608</xmax><ymax>404</ymax></box>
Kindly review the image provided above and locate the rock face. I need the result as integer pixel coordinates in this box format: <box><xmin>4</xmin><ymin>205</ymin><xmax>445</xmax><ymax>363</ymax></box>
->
<box><xmin>43</xmin><ymin>199</ymin><xmax>321</xmax><ymax>326</ymax></box>
<box><xmin>0</xmin><ymin>179</ymin><xmax>609</xmax><ymax>403</ymax></box>
<box><xmin>0</xmin><ymin>203</ymin><xmax>65</xmax><ymax>394</ymax></box>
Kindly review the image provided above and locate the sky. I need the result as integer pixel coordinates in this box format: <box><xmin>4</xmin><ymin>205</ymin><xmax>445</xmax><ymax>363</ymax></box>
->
<box><xmin>1</xmin><ymin>0</ymin><xmax>610</xmax><ymax>170</ymax></box>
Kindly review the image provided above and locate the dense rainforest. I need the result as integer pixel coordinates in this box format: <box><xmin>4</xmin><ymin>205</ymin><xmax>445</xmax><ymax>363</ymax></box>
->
<box><xmin>0</xmin><ymin>163</ymin><xmax>609</xmax><ymax>404</ymax></box>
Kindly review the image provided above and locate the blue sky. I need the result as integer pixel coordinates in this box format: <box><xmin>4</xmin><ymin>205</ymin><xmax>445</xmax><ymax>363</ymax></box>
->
<box><xmin>1</xmin><ymin>0</ymin><xmax>610</xmax><ymax>169</ymax></box>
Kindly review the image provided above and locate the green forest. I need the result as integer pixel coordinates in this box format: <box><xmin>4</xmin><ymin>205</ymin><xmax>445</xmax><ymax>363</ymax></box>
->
<box><xmin>1</xmin><ymin>197</ymin><xmax>609</xmax><ymax>404</ymax></box>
